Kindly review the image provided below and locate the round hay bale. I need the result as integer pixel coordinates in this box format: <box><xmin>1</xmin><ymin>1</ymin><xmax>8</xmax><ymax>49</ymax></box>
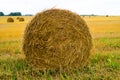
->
<box><xmin>23</xmin><ymin>9</ymin><xmax>93</xmax><ymax>71</ymax></box>
<box><xmin>7</xmin><ymin>17</ymin><xmax>14</xmax><ymax>22</ymax></box>
<box><xmin>19</xmin><ymin>18</ymin><xmax>24</xmax><ymax>22</ymax></box>
<box><xmin>16</xmin><ymin>17</ymin><xmax>20</xmax><ymax>20</ymax></box>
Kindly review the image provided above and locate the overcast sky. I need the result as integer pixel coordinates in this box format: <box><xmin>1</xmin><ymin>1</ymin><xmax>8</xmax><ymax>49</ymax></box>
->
<box><xmin>0</xmin><ymin>0</ymin><xmax>120</xmax><ymax>15</ymax></box>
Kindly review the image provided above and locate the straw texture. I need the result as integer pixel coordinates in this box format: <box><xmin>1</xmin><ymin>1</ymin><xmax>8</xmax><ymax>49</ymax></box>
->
<box><xmin>7</xmin><ymin>17</ymin><xmax>14</xmax><ymax>22</ymax></box>
<box><xmin>23</xmin><ymin>9</ymin><xmax>93</xmax><ymax>71</ymax></box>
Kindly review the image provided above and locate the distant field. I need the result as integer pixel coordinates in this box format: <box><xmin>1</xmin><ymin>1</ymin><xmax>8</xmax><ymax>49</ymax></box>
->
<box><xmin>0</xmin><ymin>16</ymin><xmax>120</xmax><ymax>80</ymax></box>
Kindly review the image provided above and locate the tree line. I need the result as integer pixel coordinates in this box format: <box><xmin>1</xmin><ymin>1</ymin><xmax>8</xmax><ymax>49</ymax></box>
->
<box><xmin>0</xmin><ymin>12</ymin><xmax>32</xmax><ymax>16</ymax></box>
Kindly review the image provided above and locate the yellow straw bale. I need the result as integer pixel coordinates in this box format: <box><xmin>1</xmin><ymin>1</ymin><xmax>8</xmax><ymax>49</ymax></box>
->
<box><xmin>23</xmin><ymin>9</ymin><xmax>93</xmax><ymax>71</ymax></box>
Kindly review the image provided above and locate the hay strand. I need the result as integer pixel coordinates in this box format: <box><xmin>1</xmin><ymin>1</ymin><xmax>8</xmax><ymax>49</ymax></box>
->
<box><xmin>23</xmin><ymin>9</ymin><xmax>93</xmax><ymax>71</ymax></box>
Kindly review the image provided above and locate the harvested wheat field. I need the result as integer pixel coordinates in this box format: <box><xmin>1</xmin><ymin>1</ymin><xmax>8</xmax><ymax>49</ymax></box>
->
<box><xmin>0</xmin><ymin>14</ymin><xmax>120</xmax><ymax>79</ymax></box>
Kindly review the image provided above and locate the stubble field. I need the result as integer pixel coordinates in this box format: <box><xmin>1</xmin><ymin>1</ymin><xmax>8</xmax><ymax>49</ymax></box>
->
<box><xmin>0</xmin><ymin>16</ymin><xmax>120</xmax><ymax>80</ymax></box>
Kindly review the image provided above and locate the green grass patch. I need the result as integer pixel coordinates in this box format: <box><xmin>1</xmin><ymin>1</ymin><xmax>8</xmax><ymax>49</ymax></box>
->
<box><xmin>94</xmin><ymin>37</ymin><xmax>120</xmax><ymax>52</ymax></box>
<box><xmin>0</xmin><ymin>52</ymin><xmax>119</xmax><ymax>80</ymax></box>
<box><xmin>0</xmin><ymin>35</ymin><xmax>120</xmax><ymax>79</ymax></box>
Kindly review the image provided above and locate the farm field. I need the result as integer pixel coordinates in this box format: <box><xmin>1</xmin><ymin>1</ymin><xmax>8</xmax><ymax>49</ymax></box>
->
<box><xmin>0</xmin><ymin>16</ymin><xmax>120</xmax><ymax>80</ymax></box>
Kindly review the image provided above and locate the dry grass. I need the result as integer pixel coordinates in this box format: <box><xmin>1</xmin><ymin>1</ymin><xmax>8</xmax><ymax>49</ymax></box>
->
<box><xmin>19</xmin><ymin>18</ymin><xmax>25</xmax><ymax>22</ymax></box>
<box><xmin>23</xmin><ymin>9</ymin><xmax>92</xmax><ymax>71</ymax></box>
<box><xmin>7</xmin><ymin>17</ymin><xmax>14</xmax><ymax>23</ymax></box>
<box><xmin>0</xmin><ymin>16</ymin><xmax>32</xmax><ymax>24</ymax></box>
<box><xmin>84</xmin><ymin>16</ymin><xmax>120</xmax><ymax>38</ymax></box>
<box><xmin>85</xmin><ymin>16</ymin><xmax>120</xmax><ymax>32</ymax></box>
<box><xmin>0</xmin><ymin>15</ymin><xmax>120</xmax><ymax>79</ymax></box>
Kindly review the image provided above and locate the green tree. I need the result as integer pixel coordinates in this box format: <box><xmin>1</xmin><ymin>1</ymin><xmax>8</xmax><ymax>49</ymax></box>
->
<box><xmin>0</xmin><ymin>12</ymin><xmax>4</xmax><ymax>16</ymax></box>
<box><xmin>8</xmin><ymin>12</ymin><xmax>22</xmax><ymax>16</ymax></box>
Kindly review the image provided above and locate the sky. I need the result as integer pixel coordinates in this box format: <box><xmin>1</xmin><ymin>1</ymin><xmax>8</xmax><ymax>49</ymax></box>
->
<box><xmin>0</xmin><ymin>0</ymin><xmax>120</xmax><ymax>15</ymax></box>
